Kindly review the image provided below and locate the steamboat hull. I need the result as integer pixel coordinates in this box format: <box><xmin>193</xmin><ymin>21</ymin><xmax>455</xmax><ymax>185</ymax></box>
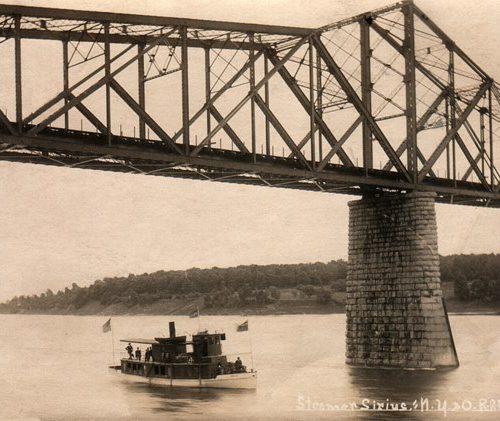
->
<box><xmin>114</xmin><ymin>369</ymin><xmax>257</xmax><ymax>389</ymax></box>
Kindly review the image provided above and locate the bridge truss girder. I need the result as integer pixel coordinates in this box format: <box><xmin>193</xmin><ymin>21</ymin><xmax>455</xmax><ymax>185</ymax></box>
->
<box><xmin>0</xmin><ymin>0</ymin><xmax>498</xmax><ymax>207</ymax></box>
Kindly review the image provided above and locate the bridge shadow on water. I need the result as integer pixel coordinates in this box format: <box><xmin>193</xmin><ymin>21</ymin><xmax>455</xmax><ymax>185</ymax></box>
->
<box><xmin>347</xmin><ymin>366</ymin><xmax>455</xmax><ymax>420</ymax></box>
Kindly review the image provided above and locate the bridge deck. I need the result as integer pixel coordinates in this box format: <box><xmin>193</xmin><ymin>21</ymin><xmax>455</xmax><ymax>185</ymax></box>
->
<box><xmin>1</xmin><ymin>125</ymin><xmax>497</xmax><ymax>207</ymax></box>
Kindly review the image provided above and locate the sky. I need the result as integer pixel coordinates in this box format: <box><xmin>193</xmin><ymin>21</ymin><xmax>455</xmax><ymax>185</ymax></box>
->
<box><xmin>0</xmin><ymin>0</ymin><xmax>499</xmax><ymax>302</ymax></box>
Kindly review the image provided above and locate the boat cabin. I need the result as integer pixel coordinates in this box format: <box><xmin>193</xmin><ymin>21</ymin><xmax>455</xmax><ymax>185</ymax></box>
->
<box><xmin>119</xmin><ymin>321</ymin><xmax>233</xmax><ymax>381</ymax></box>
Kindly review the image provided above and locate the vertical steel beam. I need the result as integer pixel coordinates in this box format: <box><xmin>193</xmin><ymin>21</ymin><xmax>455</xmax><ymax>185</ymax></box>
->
<box><xmin>14</xmin><ymin>15</ymin><xmax>22</xmax><ymax>132</ymax></box>
<box><xmin>309</xmin><ymin>38</ymin><xmax>315</xmax><ymax>168</ymax></box>
<box><xmin>448</xmin><ymin>48</ymin><xmax>457</xmax><ymax>184</ymax></box>
<box><xmin>360</xmin><ymin>16</ymin><xmax>373</xmax><ymax>172</ymax></box>
<box><xmin>62</xmin><ymin>39</ymin><xmax>69</xmax><ymax>130</ymax></box>
<box><xmin>264</xmin><ymin>56</ymin><xmax>271</xmax><ymax>155</ymax></box>
<box><xmin>181</xmin><ymin>26</ymin><xmax>190</xmax><ymax>154</ymax></box>
<box><xmin>316</xmin><ymin>49</ymin><xmax>323</xmax><ymax>161</ymax></box>
<box><xmin>445</xmin><ymin>96</ymin><xmax>450</xmax><ymax>177</ymax></box>
<box><xmin>204</xmin><ymin>48</ymin><xmax>211</xmax><ymax>148</ymax></box>
<box><xmin>138</xmin><ymin>43</ymin><xmax>146</xmax><ymax>139</ymax></box>
<box><xmin>249</xmin><ymin>33</ymin><xmax>256</xmax><ymax>162</ymax></box>
<box><xmin>104</xmin><ymin>22</ymin><xmax>112</xmax><ymax>144</ymax></box>
<box><xmin>480</xmin><ymin>108</ymin><xmax>485</xmax><ymax>177</ymax></box>
<box><xmin>403</xmin><ymin>5</ymin><xmax>417</xmax><ymax>182</ymax></box>
<box><xmin>489</xmin><ymin>88</ymin><xmax>494</xmax><ymax>189</ymax></box>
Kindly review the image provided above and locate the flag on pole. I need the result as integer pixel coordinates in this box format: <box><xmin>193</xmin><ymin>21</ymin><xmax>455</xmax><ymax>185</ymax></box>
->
<box><xmin>102</xmin><ymin>318</ymin><xmax>112</xmax><ymax>333</ymax></box>
<box><xmin>237</xmin><ymin>320</ymin><xmax>248</xmax><ymax>332</ymax></box>
<box><xmin>189</xmin><ymin>308</ymin><xmax>199</xmax><ymax>318</ymax></box>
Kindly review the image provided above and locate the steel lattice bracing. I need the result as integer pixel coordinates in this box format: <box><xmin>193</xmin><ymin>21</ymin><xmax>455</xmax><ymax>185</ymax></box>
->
<box><xmin>0</xmin><ymin>1</ymin><xmax>499</xmax><ymax>207</ymax></box>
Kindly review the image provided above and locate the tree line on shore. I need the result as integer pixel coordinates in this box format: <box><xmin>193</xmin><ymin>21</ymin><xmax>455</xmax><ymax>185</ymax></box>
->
<box><xmin>1</xmin><ymin>254</ymin><xmax>499</xmax><ymax>313</ymax></box>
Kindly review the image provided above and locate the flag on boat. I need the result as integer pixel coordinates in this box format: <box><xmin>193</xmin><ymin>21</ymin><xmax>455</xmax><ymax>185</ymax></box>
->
<box><xmin>102</xmin><ymin>318</ymin><xmax>112</xmax><ymax>333</ymax></box>
<box><xmin>237</xmin><ymin>320</ymin><xmax>248</xmax><ymax>332</ymax></box>
<box><xmin>189</xmin><ymin>308</ymin><xmax>199</xmax><ymax>318</ymax></box>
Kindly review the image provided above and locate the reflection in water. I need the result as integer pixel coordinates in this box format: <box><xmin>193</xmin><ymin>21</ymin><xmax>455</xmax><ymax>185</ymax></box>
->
<box><xmin>124</xmin><ymin>381</ymin><xmax>255</xmax><ymax>415</ymax></box>
<box><xmin>348</xmin><ymin>367</ymin><xmax>454</xmax><ymax>420</ymax></box>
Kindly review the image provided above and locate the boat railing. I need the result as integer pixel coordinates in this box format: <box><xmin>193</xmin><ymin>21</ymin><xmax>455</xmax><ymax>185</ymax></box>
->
<box><xmin>119</xmin><ymin>358</ymin><xmax>213</xmax><ymax>366</ymax></box>
<box><xmin>221</xmin><ymin>352</ymin><xmax>255</xmax><ymax>373</ymax></box>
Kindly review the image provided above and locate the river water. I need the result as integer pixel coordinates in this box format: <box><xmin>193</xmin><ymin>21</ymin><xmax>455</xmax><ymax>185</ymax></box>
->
<box><xmin>1</xmin><ymin>314</ymin><xmax>499</xmax><ymax>420</ymax></box>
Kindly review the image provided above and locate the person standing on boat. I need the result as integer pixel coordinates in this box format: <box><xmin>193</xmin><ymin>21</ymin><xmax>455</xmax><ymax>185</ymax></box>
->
<box><xmin>217</xmin><ymin>362</ymin><xmax>224</xmax><ymax>375</ymax></box>
<box><xmin>126</xmin><ymin>343</ymin><xmax>133</xmax><ymax>359</ymax></box>
<box><xmin>235</xmin><ymin>357</ymin><xmax>243</xmax><ymax>372</ymax></box>
<box><xmin>135</xmin><ymin>347</ymin><xmax>141</xmax><ymax>361</ymax></box>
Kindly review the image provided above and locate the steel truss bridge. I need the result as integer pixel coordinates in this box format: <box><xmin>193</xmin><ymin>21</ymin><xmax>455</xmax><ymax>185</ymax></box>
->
<box><xmin>0</xmin><ymin>0</ymin><xmax>499</xmax><ymax>207</ymax></box>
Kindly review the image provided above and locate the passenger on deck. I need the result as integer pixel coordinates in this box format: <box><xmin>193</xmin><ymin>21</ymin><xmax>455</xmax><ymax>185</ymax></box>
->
<box><xmin>234</xmin><ymin>357</ymin><xmax>243</xmax><ymax>372</ymax></box>
<box><xmin>217</xmin><ymin>362</ymin><xmax>224</xmax><ymax>375</ymax></box>
<box><xmin>145</xmin><ymin>347</ymin><xmax>151</xmax><ymax>362</ymax></box>
<box><xmin>126</xmin><ymin>343</ymin><xmax>133</xmax><ymax>359</ymax></box>
<box><xmin>135</xmin><ymin>347</ymin><xmax>141</xmax><ymax>361</ymax></box>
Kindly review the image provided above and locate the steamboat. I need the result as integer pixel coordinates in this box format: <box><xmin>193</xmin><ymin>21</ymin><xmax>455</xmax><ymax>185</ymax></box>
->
<box><xmin>110</xmin><ymin>321</ymin><xmax>257</xmax><ymax>389</ymax></box>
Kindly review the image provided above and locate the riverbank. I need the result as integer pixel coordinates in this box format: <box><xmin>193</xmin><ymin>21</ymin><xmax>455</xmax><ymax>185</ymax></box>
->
<box><xmin>2</xmin><ymin>296</ymin><xmax>498</xmax><ymax>316</ymax></box>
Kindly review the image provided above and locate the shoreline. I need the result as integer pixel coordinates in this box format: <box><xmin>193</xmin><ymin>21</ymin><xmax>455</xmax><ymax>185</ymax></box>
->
<box><xmin>1</xmin><ymin>309</ymin><xmax>498</xmax><ymax>317</ymax></box>
<box><xmin>2</xmin><ymin>293</ymin><xmax>499</xmax><ymax>317</ymax></box>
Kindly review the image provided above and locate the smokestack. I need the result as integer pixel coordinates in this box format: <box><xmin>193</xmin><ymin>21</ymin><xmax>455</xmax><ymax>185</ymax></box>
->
<box><xmin>169</xmin><ymin>321</ymin><xmax>176</xmax><ymax>338</ymax></box>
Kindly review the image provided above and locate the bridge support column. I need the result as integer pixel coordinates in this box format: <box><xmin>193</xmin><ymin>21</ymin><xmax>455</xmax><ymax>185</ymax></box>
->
<box><xmin>346</xmin><ymin>192</ymin><xmax>458</xmax><ymax>369</ymax></box>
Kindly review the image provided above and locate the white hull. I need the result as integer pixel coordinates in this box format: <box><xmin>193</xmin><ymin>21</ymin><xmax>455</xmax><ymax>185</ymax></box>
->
<box><xmin>118</xmin><ymin>371</ymin><xmax>257</xmax><ymax>389</ymax></box>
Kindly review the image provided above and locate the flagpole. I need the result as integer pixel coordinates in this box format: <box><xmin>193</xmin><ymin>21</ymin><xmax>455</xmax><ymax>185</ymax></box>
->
<box><xmin>248</xmin><ymin>320</ymin><xmax>255</xmax><ymax>372</ymax></box>
<box><xmin>111</xmin><ymin>318</ymin><xmax>115</xmax><ymax>365</ymax></box>
<box><xmin>197</xmin><ymin>306</ymin><xmax>201</xmax><ymax>332</ymax></box>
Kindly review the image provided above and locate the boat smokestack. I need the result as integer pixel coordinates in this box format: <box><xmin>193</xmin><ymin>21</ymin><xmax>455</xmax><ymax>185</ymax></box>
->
<box><xmin>169</xmin><ymin>321</ymin><xmax>176</xmax><ymax>338</ymax></box>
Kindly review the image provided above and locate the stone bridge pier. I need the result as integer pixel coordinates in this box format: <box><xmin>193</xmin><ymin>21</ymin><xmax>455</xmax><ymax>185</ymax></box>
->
<box><xmin>346</xmin><ymin>192</ymin><xmax>459</xmax><ymax>369</ymax></box>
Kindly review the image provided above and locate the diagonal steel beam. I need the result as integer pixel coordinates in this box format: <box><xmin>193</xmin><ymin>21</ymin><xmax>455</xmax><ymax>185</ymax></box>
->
<box><xmin>318</xmin><ymin>1</ymin><xmax>410</xmax><ymax>32</ymax></box>
<box><xmin>370</xmin><ymin>21</ymin><xmax>447</xmax><ymax>91</ymax></box>
<box><xmin>68</xmin><ymin>93</ymin><xmax>108</xmax><ymax>134</ymax></box>
<box><xmin>313</xmin><ymin>36</ymin><xmax>411</xmax><ymax>182</ymax></box>
<box><xmin>287</xmin><ymin>129</ymin><xmax>316</xmax><ymax>158</ymax></box>
<box><xmin>254</xmin><ymin>93</ymin><xmax>311</xmax><ymax>170</ymax></box>
<box><xmin>192</xmin><ymin>36</ymin><xmax>308</xmax><ymax>156</ymax></box>
<box><xmin>462</xmin><ymin>152</ymin><xmax>481</xmax><ymax>181</ymax></box>
<box><xmin>171</xmin><ymin>49</ymin><xmax>265</xmax><ymax>143</ymax></box>
<box><xmin>455</xmin><ymin>132</ymin><xmax>490</xmax><ymax>189</ymax></box>
<box><xmin>23</xmin><ymin>43</ymin><xmax>136</xmax><ymax>125</ymax></box>
<box><xmin>455</xmin><ymin>102</ymin><xmax>498</xmax><ymax>181</ymax></box>
<box><xmin>0</xmin><ymin>109</ymin><xmax>16</xmax><ymax>135</ymax></box>
<box><xmin>317</xmin><ymin>117</ymin><xmax>362</xmax><ymax>171</ymax></box>
<box><xmin>26</xmin><ymin>30</ymin><xmax>177</xmax><ymax>136</ymax></box>
<box><xmin>412</xmin><ymin>4</ymin><xmax>489</xmax><ymax>81</ymax></box>
<box><xmin>382</xmin><ymin>90</ymin><xmax>446</xmax><ymax>173</ymax></box>
<box><xmin>209</xmin><ymin>105</ymin><xmax>250</xmax><ymax>153</ymax></box>
<box><xmin>456</xmin><ymin>102</ymin><xmax>499</xmax><ymax>183</ymax></box>
<box><xmin>417</xmin><ymin>91</ymin><xmax>447</xmax><ymax>132</ymax></box>
<box><xmin>267</xmin><ymin>51</ymin><xmax>354</xmax><ymax>167</ymax></box>
<box><xmin>68</xmin><ymin>155</ymin><xmax>110</xmax><ymax>168</ymax></box>
<box><xmin>110</xmin><ymin>79</ymin><xmax>182</xmax><ymax>154</ymax></box>
<box><xmin>0</xmin><ymin>143</ymin><xmax>15</xmax><ymax>152</ymax></box>
<box><xmin>418</xmin><ymin>81</ymin><xmax>491</xmax><ymax>181</ymax></box>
